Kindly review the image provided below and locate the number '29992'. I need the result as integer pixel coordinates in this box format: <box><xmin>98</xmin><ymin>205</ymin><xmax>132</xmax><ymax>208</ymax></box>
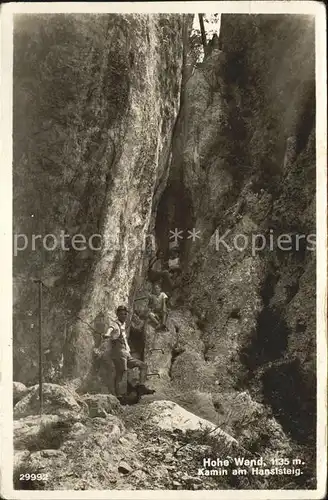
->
<box><xmin>19</xmin><ymin>473</ymin><xmax>49</xmax><ymax>481</ymax></box>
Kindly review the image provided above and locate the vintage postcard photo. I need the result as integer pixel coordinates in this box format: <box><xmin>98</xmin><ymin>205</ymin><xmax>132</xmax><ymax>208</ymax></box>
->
<box><xmin>0</xmin><ymin>1</ymin><xmax>327</xmax><ymax>499</ymax></box>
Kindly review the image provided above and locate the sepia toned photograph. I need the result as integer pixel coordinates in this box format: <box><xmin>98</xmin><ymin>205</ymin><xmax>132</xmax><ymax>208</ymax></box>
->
<box><xmin>0</xmin><ymin>2</ymin><xmax>326</xmax><ymax>499</ymax></box>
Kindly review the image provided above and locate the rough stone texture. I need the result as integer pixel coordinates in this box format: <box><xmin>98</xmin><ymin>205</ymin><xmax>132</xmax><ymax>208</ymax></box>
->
<box><xmin>169</xmin><ymin>308</ymin><xmax>205</xmax><ymax>353</ymax></box>
<box><xmin>14</xmin><ymin>392</ymin><xmax>307</xmax><ymax>491</ymax></box>
<box><xmin>163</xmin><ymin>14</ymin><xmax>316</xmax><ymax>449</ymax></box>
<box><xmin>169</xmin><ymin>390</ymin><xmax>219</xmax><ymax>423</ymax></box>
<box><xmin>14</xmin><ymin>414</ymin><xmax>61</xmax><ymax>449</ymax></box>
<box><xmin>143</xmin><ymin>320</ymin><xmax>176</xmax><ymax>392</ymax></box>
<box><xmin>14</xmin><ymin>412</ymin><xmax>124</xmax><ymax>488</ymax></box>
<box><xmin>82</xmin><ymin>393</ymin><xmax>121</xmax><ymax>417</ymax></box>
<box><xmin>13</xmin><ymin>398</ymin><xmax>236</xmax><ymax>490</ymax></box>
<box><xmin>13</xmin><ymin>381</ymin><xmax>29</xmax><ymax>404</ymax></box>
<box><xmin>14</xmin><ymin>450</ymin><xmax>31</xmax><ymax>472</ymax></box>
<box><xmin>13</xmin><ymin>14</ymin><xmax>186</xmax><ymax>387</ymax></box>
<box><xmin>213</xmin><ymin>391</ymin><xmax>292</xmax><ymax>457</ymax></box>
<box><xmin>170</xmin><ymin>350</ymin><xmax>216</xmax><ymax>392</ymax></box>
<box><xmin>242</xmin><ymin>130</ymin><xmax>316</xmax><ymax>444</ymax></box>
<box><xmin>12</xmin><ymin>13</ymin><xmax>316</xmax><ymax>490</ymax></box>
<box><xmin>118</xmin><ymin>461</ymin><xmax>133</xmax><ymax>474</ymax></box>
<box><xmin>146</xmin><ymin>400</ymin><xmax>237</xmax><ymax>446</ymax></box>
<box><xmin>14</xmin><ymin>383</ymin><xmax>84</xmax><ymax>419</ymax></box>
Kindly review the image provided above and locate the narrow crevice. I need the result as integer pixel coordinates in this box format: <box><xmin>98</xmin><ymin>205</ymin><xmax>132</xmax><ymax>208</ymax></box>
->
<box><xmin>240</xmin><ymin>297</ymin><xmax>290</xmax><ymax>374</ymax></box>
<box><xmin>261</xmin><ymin>360</ymin><xmax>316</xmax><ymax>444</ymax></box>
<box><xmin>168</xmin><ymin>346</ymin><xmax>184</xmax><ymax>379</ymax></box>
<box><xmin>237</xmin><ymin>265</ymin><xmax>315</xmax><ymax>446</ymax></box>
<box><xmin>155</xmin><ymin>181</ymin><xmax>195</xmax><ymax>262</ymax></box>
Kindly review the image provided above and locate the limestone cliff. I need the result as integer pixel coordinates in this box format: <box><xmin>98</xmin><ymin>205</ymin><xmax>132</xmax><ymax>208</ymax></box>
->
<box><xmin>13</xmin><ymin>13</ymin><xmax>317</xmax><ymax>490</ymax></box>
<box><xmin>13</xmin><ymin>14</ymin><xmax>185</xmax><ymax>384</ymax></box>
<box><xmin>158</xmin><ymin>13</ymin><xmax>316</xmax><ymax>447</ymax></box>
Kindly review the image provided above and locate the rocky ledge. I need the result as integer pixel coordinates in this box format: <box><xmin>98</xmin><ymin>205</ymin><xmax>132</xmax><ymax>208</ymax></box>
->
<box><xmin>14</xmin><ymin>382</ymin><xmax>307</xmax><ymax>490</ymax></box>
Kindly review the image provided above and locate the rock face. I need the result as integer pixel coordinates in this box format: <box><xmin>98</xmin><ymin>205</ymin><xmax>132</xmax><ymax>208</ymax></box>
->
<box><xmin>82</xmin><ymin>393</ymin><xmax>120</xmax><ymax>417</ymax></box>
<box><xmin>146</xmin><ymin>400</ymin><xmax>237</xmax><ymax>446</ymax></box>
<box><xmin>13</xmin><ymin>14</ymin><xmax>186</xmax><ymax>386</ymax></box>
<box><xmin>14</xmin><ymin>395</ymin><xmax>244</xmax><ymax>490</ymax></box>
<box><xmin>14</xmin><ymin>413</ymin><xmax>124</xmax><ymax>489</ymax></box>
<box><xmin>13</xmin><ymin>13</ymin><xmax>316</xmax><ymax>489</ymax></box>
<box><xmin>15</xmin><ymin>415</ymin><xmax>61</xmax><ymax>450</ymax></box>
<box><xmin>14</xmin><ymin>383</ymin><xmax>85</xmax><ymax>419</ymax></box>
<box><xmin>161</xmin><ymin>14</ymin><xmax>316</xmax><ymax>447</ymax></box>
<box><xmin>13</xmin><ymin>381</ymin><xmax>29</xmax><ymax>404</ymax></box>
<box><xmin>213</xmin><ymin>391</ymin><xmax>292</xmax><ymax>457</ymax></box>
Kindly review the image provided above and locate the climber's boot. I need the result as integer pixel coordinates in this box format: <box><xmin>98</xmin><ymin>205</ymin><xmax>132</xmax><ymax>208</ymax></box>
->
<box><xmin>136</xmin><ymin>384</ymin><xmax>155</xmax><ymax>396</ymax></box>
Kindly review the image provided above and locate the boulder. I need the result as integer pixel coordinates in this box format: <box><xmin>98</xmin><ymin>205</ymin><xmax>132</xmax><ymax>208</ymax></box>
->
<box><xmin>145</xmin><ymin>400</ymin><xmax>238</xmax><ymax>448</ymax></box>
<box><xmin>41</xmin><ymin>449</ymin><xmax>67</xmax><ymax>458</ymax></box>
<box><xmin>82</xmin><ymin>393</ymin><xmax>120</xmax><ymax>418</ymax></box>
<box><xmin>13</xmin><ymin>14</ymin><xmax>186</xmax><ymax>386</ymax></box>
<box><xmin>14</xmin><ymin>383</ymin><xmax>84</xmax><ymax>419</ymax></box>
<box><xmin>14</xmin><ymin>415</ymin><xmax>60</xmax><ymax>450</ymax></box>
<box><xmin>14</xmin><ymin>411</ymin><xmax>85</xmax><ymax>451</ymax></box>
<box><xmin>172</xmin><ymin>390</ymin><xmax>218</xmax><ymax>423</ymax></box>
<box><xmin>13</xmin><ymin>381</ymin><xmax>29</xmax><ymax>404</ymax></box>
<box><xmin>170</xmin><ymin>351</ymin><xmax>216</xmax><ymax>392</ymax></box>
<box><xmin>118</xmin><ymin>461</ymin><xmax>133</xmax><ymax>474</ymax></box>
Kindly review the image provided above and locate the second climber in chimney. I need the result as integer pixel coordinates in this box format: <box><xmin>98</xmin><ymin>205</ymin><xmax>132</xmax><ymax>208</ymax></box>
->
<box><xmin>105</xmin><ymin>305</ymin><xmax>155</xmax><ymax>401</ymax></box>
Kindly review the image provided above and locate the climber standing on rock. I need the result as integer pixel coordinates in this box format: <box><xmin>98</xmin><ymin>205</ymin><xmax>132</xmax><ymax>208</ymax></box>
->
<box><xmin>105</xmin><ymin>305</ymin><xmax>154</xmax><ymax>402</ymax></box>
<box><xmin>148</xmin><ymin>282</ymin><xmax>169</xmax><ymax>330</ymax></box>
